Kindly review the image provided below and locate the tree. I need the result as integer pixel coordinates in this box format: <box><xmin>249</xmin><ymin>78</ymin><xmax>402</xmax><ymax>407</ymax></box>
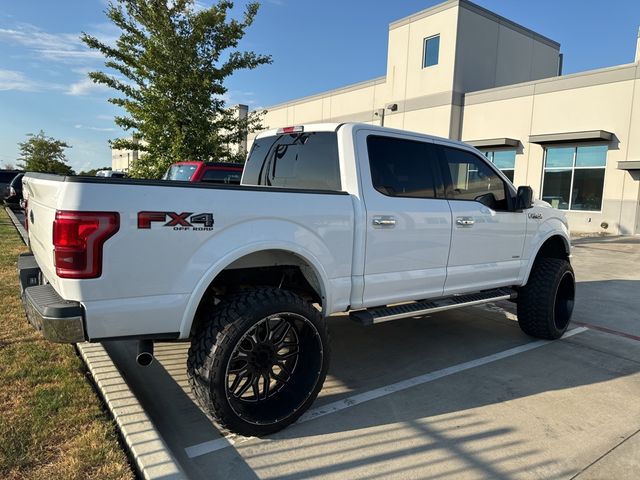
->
<box><xmin>17</xmin><ymin>131</ymin><xmax>74</xmax><ymax>175</ymax></box>
<box><xmin>81</xmin><ymin>0</ymin><xmax>271</xmax><ymax>178</ymax></box>
<box><xmin>78</xmin><ymin>166</ymin><xmax>112</xmax><ymax>176</ymax></box>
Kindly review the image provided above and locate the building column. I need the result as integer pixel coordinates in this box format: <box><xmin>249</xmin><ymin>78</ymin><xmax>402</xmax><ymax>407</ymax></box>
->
<box><xmin>237</xmin><ymin>104</ymin><xmax>249</xmax><ymax>155</ymax></box>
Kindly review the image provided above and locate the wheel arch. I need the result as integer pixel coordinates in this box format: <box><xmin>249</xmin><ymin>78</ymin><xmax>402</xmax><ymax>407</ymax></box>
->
<box><xmin>179</xmin><ymin>243</ymin><xmax>331</xmax><ymax>338</ymax></box>
<box><xmin>523</xmin><ymin>233</ymin><xmax>571</xmax><ymax>285</ymax></box>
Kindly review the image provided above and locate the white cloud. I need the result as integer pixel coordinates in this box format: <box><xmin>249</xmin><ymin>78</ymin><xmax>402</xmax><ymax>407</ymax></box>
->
<box><xmin>0</xmin><ymin>22</ymin><xmax>111</xmax><ymax>64</ymax></box>
<box><xmin>0</xmin><ymin>69</ymin><xmax>39</xmax><ymax>91</ymax></box>
<box><xmin>65</xmin><ymin>138</ymin><xmax>115</xmax><ymax>172</ymax></box>
<box><xmin>66</xmin><ymin>77</ymin><xmax>110</xmax><ymax>96</ymax></box>
<box><xmin>74</xmin><ymin>124</ymin><xmax>117</xmax><ymax>132</ymax></box>
<box><xmin>0</xmin><ymin>68</ymin><xmax>63</xmax><ymax>92</ymax></box>
<box><xmin>193</xmin><ymin>1</ymin><xmax>209</xmax><ymax>11</ymax></box>
<box><xmin>219</xmin><ymin>90</ymin><xmax>258</xmax><ymax>106</ymax></box>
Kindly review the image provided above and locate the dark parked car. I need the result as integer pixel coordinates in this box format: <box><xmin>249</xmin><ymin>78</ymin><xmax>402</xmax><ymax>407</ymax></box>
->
<box><xmin>4</xmin><ymin>173</ymin><xmax>24</xmax><ymax>209</ymax></box>
<box><xmin>1</xmin><ymin>170</ymin><xmax>22</xmax><ymax>201</ymax></box>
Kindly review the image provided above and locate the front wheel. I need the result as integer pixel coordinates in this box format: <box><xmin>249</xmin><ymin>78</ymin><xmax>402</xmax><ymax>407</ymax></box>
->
<box><xmin>187</xmin><ymin>288</ymin><xmax>329</xmax><ymax>437</ymax></box>
<box><xmin>517</xmin><ymin>257</ymin><xmax>575</xmax><ymax>339</ymax></box>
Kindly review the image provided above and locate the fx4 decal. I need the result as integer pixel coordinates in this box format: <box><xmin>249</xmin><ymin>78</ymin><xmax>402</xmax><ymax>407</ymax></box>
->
<box><xmin>138</xmin><ymin>211</ymin><xmax>214</xmax><ymax>231</ymax></box>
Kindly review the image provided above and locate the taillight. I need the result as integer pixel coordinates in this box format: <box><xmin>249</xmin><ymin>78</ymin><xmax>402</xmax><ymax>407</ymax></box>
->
<box><xmin>24</xmin><ymin>199</ymin><xmax>28</xmax><ymax>231</ymax></box>
<box><xmin>53</xmin><ymin>211</ymin><xmax>119</xmax><ymax>279</ymax></box>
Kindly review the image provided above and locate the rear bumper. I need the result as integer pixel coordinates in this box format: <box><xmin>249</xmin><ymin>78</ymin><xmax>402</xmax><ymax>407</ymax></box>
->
<box><xmin>18</xmin><ymin>253</ymin><xmax>87</xmax><ymax>343</ymax></box>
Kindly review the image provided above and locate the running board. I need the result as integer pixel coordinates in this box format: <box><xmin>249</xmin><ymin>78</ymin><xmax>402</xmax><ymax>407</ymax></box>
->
<box><xmin>349</xmin><ymin>288</ymin><xmax>516</xmax><ymax>326</ymax></box>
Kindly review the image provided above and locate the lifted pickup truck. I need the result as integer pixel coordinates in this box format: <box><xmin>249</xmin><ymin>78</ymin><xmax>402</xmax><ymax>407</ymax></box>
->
<box><xmin>19</xmin><ymin>123</ymin><xmax>575</xmax><ymax>436</ymax></box>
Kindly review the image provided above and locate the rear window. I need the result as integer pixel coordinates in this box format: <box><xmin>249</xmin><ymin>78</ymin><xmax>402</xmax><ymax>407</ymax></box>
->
<box><xmin>201</xmin><ymin>168</ymin><xmax>242</xmax><ymax>184</ymax></box>
<box><xmin>163</xmin><ymin>164</ymin><xmax>198</xmax><ymax>181</ymax></box>
<box><xmin>243</xmin><ymin>132</ymin><xmax>341</xmax><ymax>191</ymax></box>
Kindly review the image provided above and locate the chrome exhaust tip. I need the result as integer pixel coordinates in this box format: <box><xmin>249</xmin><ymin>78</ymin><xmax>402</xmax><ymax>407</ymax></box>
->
<box><xmin>136</xmin><ymin>339</ymin><xmax>154</xmax><ymax>367</ymax></box>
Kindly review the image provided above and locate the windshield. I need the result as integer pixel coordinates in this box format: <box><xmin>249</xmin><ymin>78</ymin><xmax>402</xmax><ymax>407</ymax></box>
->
<box><xmin>163</xmin><ymin>164</ymin><xmax>198</xmax><ymax>181</ymax></box>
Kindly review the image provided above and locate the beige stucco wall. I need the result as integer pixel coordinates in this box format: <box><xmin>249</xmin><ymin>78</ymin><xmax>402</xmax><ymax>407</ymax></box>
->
<box><xmin>454</xmin><ymin>5</ymin><xmax>559</xmax><ymax>93</ymax></box>
<box><xmin>250</xmin><ymin>0</ymin><xmax>640</xmax><ymax>235</ymax></box>
<box><xmin>462</xmin><ymin>65</ymin><xmax>640</xmax><ymax>235</ymax></box>
<box><xmin>111</xmin><ymin>148</ymin><xmax>135</xmax><ymax>172</ymax></box>
<box><xmin>388</xmin><ymin>7</ymin><xmax>459</xmax><ymax>100</ymax></box>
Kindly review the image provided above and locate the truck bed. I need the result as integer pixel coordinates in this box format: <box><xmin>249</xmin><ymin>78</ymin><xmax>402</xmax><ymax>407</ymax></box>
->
<box><xmin>23</xmin><ymin>173</ymin><xmax>355</xmax><ymax>340</ymax></box>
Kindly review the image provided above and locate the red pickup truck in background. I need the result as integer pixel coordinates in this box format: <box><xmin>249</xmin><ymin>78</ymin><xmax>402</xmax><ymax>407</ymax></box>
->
<box><xmin>162</xmin><ymin>161</ymin><xmax>243</xmax><ymax>184</ymax></box>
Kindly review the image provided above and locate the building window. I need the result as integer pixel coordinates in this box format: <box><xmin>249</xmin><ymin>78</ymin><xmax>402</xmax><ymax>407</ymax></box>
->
<box><xmin>482</xmin><ymin>150</ymin><xmax>516</xmax><ymax>182</ymax></box>
<box><xmin>423</xmin><ymin>35</ymin><xmax>440</xmax><ymax>68</ymax></box>
<box><xmin>441</xmin><ymin>146</ymin><xmax>509</xmax><ymax>211</ymax></box>
<box><xmin>542</xmin><ymin>145</ymin><xmax>607</xmax><ymax>211</ymax></box>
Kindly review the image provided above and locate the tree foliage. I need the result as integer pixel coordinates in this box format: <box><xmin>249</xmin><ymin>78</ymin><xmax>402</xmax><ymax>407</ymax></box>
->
<box><xmin>16</xmin><ymin>131</ymin><xmax>74</xmax><ymax>175</ymax></box>
<box><xmin>78</xmin><ymin>166</ymin><xmax>112</xmax><ymax>176</ymax></box>
<box><xmin>81</xmin><ymin>0</ymin><xmax>271</xmax><ymax>178</ymax></box>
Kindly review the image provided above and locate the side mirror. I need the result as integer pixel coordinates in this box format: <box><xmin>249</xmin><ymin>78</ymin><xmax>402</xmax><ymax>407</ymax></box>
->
<box><xmin>516</xmin><ymin>186</ymin><xmax>534</xmax><ymax>210</ymax></box>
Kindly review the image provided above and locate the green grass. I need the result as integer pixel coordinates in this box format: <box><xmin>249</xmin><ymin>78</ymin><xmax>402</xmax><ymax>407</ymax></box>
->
<box><xmin>0</xmin><ymin>210</ymin><xmax>134</xmax><ymax>480</ymax></box>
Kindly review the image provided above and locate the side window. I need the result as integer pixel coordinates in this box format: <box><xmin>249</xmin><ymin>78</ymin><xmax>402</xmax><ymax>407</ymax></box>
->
<box><xmin>367</xmin><ymin>135</ymin><xmax>439</xmax><ymax>198</ymax></box>
<box><xmin>441</xmin><ymin>146</ymin><xmax>509</xmax><ymax>210</ymax></box>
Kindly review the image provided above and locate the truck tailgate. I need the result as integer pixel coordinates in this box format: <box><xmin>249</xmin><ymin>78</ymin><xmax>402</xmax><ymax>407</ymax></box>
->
<box><xmin>23</xmin><ymin>174</ymin><xmax>63</xmax><ymax>289</ymax></box>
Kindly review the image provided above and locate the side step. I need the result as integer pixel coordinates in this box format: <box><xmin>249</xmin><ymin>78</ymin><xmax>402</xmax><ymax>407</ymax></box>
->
<box><xmin>349</xmin><ymin>288</ymin><xmax>516</xmax><ymax>326</ymax></box>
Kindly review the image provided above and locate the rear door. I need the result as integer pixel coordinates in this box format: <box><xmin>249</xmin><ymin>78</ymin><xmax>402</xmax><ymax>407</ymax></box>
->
<box><xmin>436</xmin><ymin>143</ymin><xmax>526</xmax><ymax>294</ymax></box>
<box><xmin>358</xmin><ymin>131</ymin><xmax>452</xmax><ymax>307</ymax></box>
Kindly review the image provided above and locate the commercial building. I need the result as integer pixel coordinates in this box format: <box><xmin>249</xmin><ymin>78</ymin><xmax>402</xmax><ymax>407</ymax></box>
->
<box><xmin>255</xmin><ymin>0</ymin><xmax>640</xmax><ymax>235</ymax></box>
<box><xmin>111</xmin><ymin>145</ymin><xmax>139</xmax><ymax>173</ymax></box>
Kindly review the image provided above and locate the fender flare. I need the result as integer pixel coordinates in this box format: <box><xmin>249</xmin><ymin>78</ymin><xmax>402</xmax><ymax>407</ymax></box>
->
<box><xmin>178</xmin><ymin>241</ymin><xmax>331</xmax><ymax>338</ymax></box>
<box><xmin>521</xmin><ymin>229</ymin><xmax>571</xmax><ymax>285</ymax></box>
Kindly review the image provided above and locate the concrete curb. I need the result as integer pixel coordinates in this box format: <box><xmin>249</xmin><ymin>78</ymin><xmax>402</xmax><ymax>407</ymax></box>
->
<box><xmin>5</xmin><ymin>206</ymin><xmax>28</xmax><ymax>243</ymax></box>
<box><xmin>5</xmin><ymin>206</ymin><xmax>186</xmax><ymax>480</ymax></box>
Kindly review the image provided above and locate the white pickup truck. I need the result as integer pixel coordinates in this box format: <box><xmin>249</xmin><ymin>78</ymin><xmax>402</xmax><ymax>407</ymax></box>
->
<box><xmin>19</xmin><ymin>123</ymin><xmax>575</xmax><ymax>436</ymax></box>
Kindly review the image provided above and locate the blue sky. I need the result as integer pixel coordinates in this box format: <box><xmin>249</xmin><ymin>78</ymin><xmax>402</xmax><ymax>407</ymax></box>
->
<box><xmin>1</xmin><ymin>0</ymin><xmax>639</xmax><ymax>172</ymax></box>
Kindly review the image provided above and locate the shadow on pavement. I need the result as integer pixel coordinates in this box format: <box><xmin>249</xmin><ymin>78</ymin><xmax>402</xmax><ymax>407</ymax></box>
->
<box><xmin>105</xmin><ymin>277</ymin><xmax>640</xmax><ymax>479</ymax></box>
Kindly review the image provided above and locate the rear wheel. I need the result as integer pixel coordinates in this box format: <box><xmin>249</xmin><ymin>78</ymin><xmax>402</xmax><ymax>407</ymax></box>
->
<box><xmin>517</xmin><ymin>257</ymin><xmax>575</xmax><ymax>339</ymax></box>
<box><xmin>187</xmin><ymin>288</ymin><xmax>329</xmax><ymax>437</ymax></box>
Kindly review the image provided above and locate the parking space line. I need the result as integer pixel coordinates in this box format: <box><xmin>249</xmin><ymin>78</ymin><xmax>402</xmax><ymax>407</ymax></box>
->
<box><xmin>185</xmin><ymin>435</ymin><xmax>249</xmax><ymax>458</ymax></box>
<box><xmin>184</xmin><ymin>327</ymin><xmax>588</xmax><ymax>458</ymax></box>
<box><xmin>571</xmin><ymin>321</ymin><xmax>640</xmax><ymax>342</ymax></box>
<box><xmin>299</xmin><ymin>327</ymin><xmax>588</xmax><ymax>423</ymax></box>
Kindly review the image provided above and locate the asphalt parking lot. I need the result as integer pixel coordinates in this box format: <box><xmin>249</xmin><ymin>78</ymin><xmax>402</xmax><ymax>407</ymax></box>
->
<box><xmin>11</xmin><ymin>208</ymin><xmax>640</xmax><ymax>478</ymax></box>
<box><xmin>97</xmin><ymin>235</ymin><xmax>640</xmax><ymax>479</ymax></box>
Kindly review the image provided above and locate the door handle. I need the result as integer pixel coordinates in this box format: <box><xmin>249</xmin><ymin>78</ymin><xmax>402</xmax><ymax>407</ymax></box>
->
<box><xmin>456</xmin><ymin>216</ymin><xmax>475</xmax><ymax>227</ymax></box>
<box><xmin>372</xmin><ymin>216</ymin><xmax>396</xmax><ymax>228</ymax></box>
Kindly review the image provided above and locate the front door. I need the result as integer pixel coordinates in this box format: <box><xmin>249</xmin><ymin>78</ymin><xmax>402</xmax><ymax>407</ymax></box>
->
<box><xmin>437</xmin><ymin>143</ymin><xmax>527</xmax><ymax>294</ymax></box>
<box><xmin>358</xmin><ymin>131</ymin><xmax>452</xmax><ymax>307</ymax></box>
